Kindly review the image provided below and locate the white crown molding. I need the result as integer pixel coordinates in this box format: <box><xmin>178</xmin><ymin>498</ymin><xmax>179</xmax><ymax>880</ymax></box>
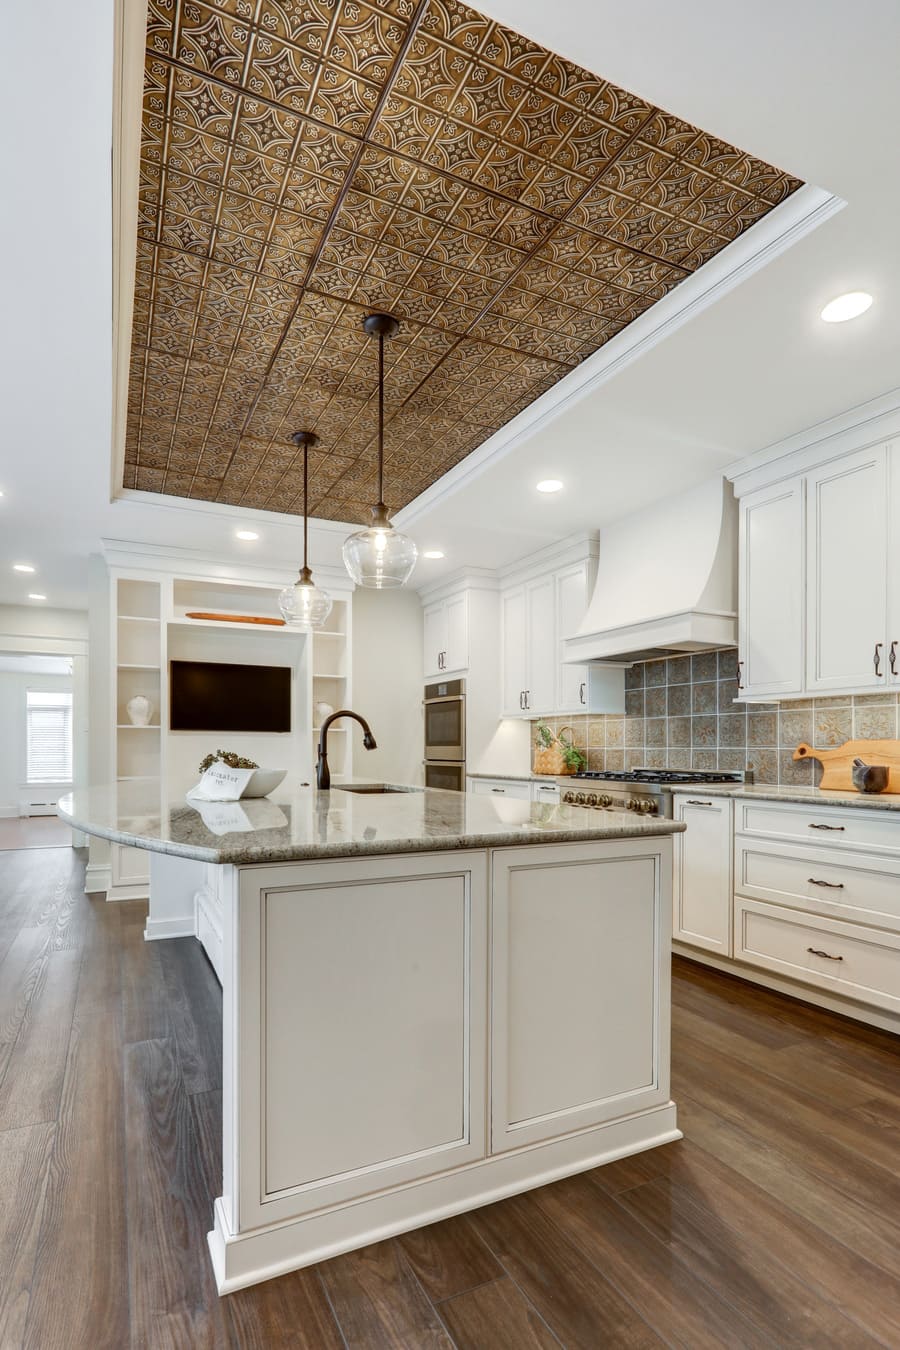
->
<box><xmin>100</xmin><ymin>538</ymin><xmax>354</xmax><ymax>592</ymax></box>
<box><xmin>499</xmin><ymin>530</ymin><xmax>600</xmax><ymax>586</ymax></box>
<box><xmin>726</xmin><ymin>384</ymin><xmax>900</xmax><ymax>496</ymax></box>
<box><xmin>393</xmin><ymin>184</ymin><xmax>843</xmax><ymax>529</ymax></box>
<box><xmin>417</xmin><ymin>567</ymin><xmax>500</xmax><ymax>604</ymax></box>
<box><xmin>113</xmin><ymin>487</ymin><xmax>357</xmax><ymax>536</ymax></box>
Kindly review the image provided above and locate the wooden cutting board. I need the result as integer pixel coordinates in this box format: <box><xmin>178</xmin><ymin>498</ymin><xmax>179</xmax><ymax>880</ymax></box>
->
<box><xmin>793</xmin><ymin>739</ymin><xmax>900</xmax><ymax>791</ymax></box>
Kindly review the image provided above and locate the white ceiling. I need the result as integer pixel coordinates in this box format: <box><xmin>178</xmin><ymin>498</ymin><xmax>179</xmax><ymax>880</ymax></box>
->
<box><xmin>2</xmin><ymin>0</ymin><xmax>898</xmax><ymax>609</ymax></box>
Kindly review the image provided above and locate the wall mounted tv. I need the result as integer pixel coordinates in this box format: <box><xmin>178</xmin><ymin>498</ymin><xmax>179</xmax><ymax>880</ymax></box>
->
<box><xmin>169</xmin><ymin>660</ymin><xmax>291</xmax><ymax>733</ymax></box>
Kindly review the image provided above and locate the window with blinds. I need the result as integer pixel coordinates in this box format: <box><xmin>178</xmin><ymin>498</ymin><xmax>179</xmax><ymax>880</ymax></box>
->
<box><xmin>26</xmin><ymin>691</ymin><xmax>73</xmax><ymax>784</ymax></box>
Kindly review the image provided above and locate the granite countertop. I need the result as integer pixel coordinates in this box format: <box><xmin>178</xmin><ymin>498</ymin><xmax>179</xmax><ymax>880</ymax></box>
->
<box><xmin>59</xmin><ymin>780</ymin><xmax>683</xmax><ymax>865</ymax></box>
<box><xmin>669</xmin><ymin>782</ymin><xmax>900</xmax><ymax>813</ymax></box>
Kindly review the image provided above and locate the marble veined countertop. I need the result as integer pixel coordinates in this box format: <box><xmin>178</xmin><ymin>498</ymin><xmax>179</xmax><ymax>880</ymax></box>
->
<box><xmin>59</xmin><ymin>780</ymin><xmax>683</xmax><ymax>865</ymax></box>
<box><xmin>669</xmin><ymin>782</ymin><xmax>900</xmax><ymax>812</ymax></box>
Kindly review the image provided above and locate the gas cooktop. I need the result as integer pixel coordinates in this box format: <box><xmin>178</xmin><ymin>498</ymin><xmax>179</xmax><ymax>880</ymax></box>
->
<box><xmin>572</xmin><ymin>770</ymin><xmax>746</xmax><ymax>785</ymax></box>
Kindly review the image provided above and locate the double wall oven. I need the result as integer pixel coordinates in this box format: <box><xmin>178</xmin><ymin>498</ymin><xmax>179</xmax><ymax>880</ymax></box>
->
<box><xmin>424</xmin><ymin>678</ymin><xmax>465</xmax><ymax>791</ymax></box>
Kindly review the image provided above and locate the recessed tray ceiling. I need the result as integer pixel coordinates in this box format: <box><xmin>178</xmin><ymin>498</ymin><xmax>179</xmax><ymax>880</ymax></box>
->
<box><xmin>127</xmin><ymin>0</ymin><xmax>801</xmax><ymax>522</ymax></box>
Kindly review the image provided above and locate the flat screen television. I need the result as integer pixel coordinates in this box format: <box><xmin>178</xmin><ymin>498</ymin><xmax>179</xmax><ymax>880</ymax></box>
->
<box><xmin>169</xmin><ymin>660</ymin><xmax>291</xmax><ymax>732</ymax></box>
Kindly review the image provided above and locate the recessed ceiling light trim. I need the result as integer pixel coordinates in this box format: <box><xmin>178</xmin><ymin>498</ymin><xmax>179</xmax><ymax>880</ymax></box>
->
<box><xmin>13</xmin><ymin>563</ymin><xmax>36</xmax><ymax>573</ymax></box>
<box><xmin>422</xmin><ymin>550</ymin><xmax>445</xmax><ymax>559</ymax></box>
<box><xmin>536</xmin><ymin>480</ymin><xmax>563</xmax><ymax>494</ymax></box>
<box><xmin>28</xmin><ymin>593</ymin><xmax>47</xmax><ymax>600</ymax></box>
<box><xmin>820</xmin><ymin>291</ymin><xmax>873</xmax><ymax>323</ymax></box>
<box><xmin>235</xmin><ymin>529</ymin><xmax>259</xmax><ymax>540</ymax></box>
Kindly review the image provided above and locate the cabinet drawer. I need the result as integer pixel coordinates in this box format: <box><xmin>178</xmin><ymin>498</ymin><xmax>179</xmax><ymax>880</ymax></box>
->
<box><xmin>468</xmin><ymin>778</ymin><xmax>532</xmax><ymax>800</ymax></box>
<box><xmin>736</xmin><ymin>799</ymin><xmax>900</xmax><ymax>856</ymax></box>
<box><xmin>735</xmin><ymin>898</ymin><xmax>900</xmax><ymax>1013</ymax></box>
<box><xmin>735</xmin><ymin>836</ymin><xmax>900</xmax><ymax>932</ymax></box>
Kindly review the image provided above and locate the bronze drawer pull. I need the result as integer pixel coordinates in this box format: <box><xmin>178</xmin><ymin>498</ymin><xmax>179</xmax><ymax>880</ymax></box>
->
<box><xmin>808</xmin><ymin>823</ymin><xmax>845</xmax><ymax>831</ymax></box>
<box><xmin>807</xmin><ymin>947</ymin><xmax>843</xmax><ymax>961</ymax></box>
<box><xmin>686</xmin><ymin>800</ymin><xmax>714</xmax><ymax>806</ymax></box>
<box><xmin>808</xmin><ymin>877</ymin><xmax>844</xmax><ymax>888</ymax></box>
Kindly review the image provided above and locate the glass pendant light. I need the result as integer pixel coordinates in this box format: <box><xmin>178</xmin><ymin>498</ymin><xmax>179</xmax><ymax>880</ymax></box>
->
<box><xmin>342</xmin><ymin>313</ymin><xmax>418</xmax><ymax>588</ymax></box>
<box><xmin>278</xmin><ymin>430</ymin><xmax>333</xmax><ymax>629</ymax></box>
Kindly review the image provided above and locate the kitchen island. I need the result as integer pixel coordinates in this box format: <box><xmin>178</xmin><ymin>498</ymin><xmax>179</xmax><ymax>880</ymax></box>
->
<box><xmin>59</xmin><ymin>781</ymin><xmax>683</xmax><ymax>1293</ymax></box>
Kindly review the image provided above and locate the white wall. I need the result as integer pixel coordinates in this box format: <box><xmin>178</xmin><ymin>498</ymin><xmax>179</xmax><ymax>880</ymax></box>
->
<box><xmin>0</xmin><ymin>605</ymin><xmax>88</xmax><ymax>644</ymax></box>
<box><xmin>0</xmin><ymin>670</ymin><xmax>74</xmax><ymax>815</ymax></box>
<box><xmin>352</xmin><ymin>589</ymin><xmax>424</xmax><ymax>785</ymax></box>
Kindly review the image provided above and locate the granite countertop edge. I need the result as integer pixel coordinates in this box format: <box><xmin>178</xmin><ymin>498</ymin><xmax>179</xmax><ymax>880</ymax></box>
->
<box><xmin>58</xmin><ymin>801</ymin><xmax>683</xmax><ymax>865</ymax></box>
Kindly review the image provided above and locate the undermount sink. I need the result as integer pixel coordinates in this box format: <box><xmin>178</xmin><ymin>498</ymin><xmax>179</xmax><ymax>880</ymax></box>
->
<box><xmin>334</xmin><ymin>783</ymin><xmax>421</xmax><ymax>795</ymax></box>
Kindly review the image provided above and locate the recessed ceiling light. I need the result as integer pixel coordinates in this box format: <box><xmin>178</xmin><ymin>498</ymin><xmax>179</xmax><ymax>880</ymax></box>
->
<box><xmin>235</xmin><ymin>529</ymin><xmax>259</xmax><ymax>541</ymax></box>
<box><xmin>28</xmin><ymin>593</ymin><xmax>46</xmax><ymax>601</ymax></box>
<box><xmin>820</xmin><ymin>291</ymin><xmax>873</xmax><ymax>323</ymax></box>
<box><xmin>536</xmin><ymin>479</ymin><xmax>563</xmax><ymax>493</ymax></box>
<box><xmin>13</xmin><ymin>563</ymin><xmax>35</xmax><ymax>573</ymax></box>
<box><xmin>422</xmin><ymin>550</ymin><xmax>445</xmax><ymax>559</ymax></box>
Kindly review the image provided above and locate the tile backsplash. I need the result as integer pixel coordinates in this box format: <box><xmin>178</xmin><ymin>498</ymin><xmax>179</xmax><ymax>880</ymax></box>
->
<box><xmin>534</xmin><ymin>650</ymin><xmax>900</xmax><ymax>786</ymax></box>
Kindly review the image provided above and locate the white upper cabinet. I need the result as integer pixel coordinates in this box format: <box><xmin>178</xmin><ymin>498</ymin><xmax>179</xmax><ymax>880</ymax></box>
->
<box><xmin>806</xmin><ymin>446</ymin><xmax>887</xmax><ymax>692</ymax></box>
<box><xmin>499</xmin><ymin>554</ymin><xmax>624</xmax><ymax>718</ymax></box>
<box><xmin>885</xmin><ymin>442</ymin><xmax>900</xmax><ymax>686</ymax></box>
<box><xmin>423</xmin><ymin>593</ymin><xmax>469</xmax><ymax>678</ymax></box>
<box><xmin>556</xmin><ymin>563</ymin><xmax>591</xmax><ymax>711</ymax></box>
<box><xmin>526</xmin><ymin>578</ymin><xmax>555</xmax><ymax>714</ymax></box>
<box><xmin>501</xmin><ymin>588</ymin><xmax>527</xmax><ymax>715</ymax></box>
<box><xmin>738</xmin><ymin>478</ymin><xmax>804</xmax><ymax>699</ymax></box>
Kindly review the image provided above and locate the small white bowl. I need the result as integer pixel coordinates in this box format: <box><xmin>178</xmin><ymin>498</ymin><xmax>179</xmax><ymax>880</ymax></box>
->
<box><xmin>241</xmin><ymin>769</ymin><xmax>287</xmax><ymax>798</ymax></box>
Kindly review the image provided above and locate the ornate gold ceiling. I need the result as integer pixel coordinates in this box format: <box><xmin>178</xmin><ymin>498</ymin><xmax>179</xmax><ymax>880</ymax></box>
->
<box><xmin>127</xmin><ymin>0</ymin><xmax>802</xmax><ymax>522</ymax></box>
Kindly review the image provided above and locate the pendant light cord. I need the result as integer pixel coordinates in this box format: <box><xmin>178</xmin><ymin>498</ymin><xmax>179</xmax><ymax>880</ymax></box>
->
<box><xmin>377</xmin><ymin>330</ymin><xmax>384</xmax><ymax>508</ymax></box>
<box><xmin>303</xmin><ymin>435</ymin><xmax>309</xmax><ymax>571</ymax></box>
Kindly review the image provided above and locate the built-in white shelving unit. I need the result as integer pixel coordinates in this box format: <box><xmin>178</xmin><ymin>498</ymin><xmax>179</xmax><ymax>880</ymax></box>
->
<box><xmin>103</xmin><ymin>544</ymin><xmax>355</xmax><ymax>900</ymax></box>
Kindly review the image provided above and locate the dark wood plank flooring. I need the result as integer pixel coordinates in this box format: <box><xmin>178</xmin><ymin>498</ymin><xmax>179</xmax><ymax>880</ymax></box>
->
<box><xmin>1</xmin><ymin>845</ymin><xmax>899</xmax><ymax>1348</ymax></box>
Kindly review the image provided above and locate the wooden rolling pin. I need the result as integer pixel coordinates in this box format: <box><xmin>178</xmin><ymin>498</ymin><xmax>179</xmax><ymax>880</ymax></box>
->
<box><xmin>793</xmin><ymin>739</ymin><xmax>900</xmax><ymax>791</ymax></box>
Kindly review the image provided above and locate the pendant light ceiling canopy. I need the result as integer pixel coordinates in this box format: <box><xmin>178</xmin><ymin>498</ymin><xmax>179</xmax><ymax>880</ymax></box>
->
<box><xmin>278</xmin><ymin>430</ymin><xmax>333</xmax><ymax>629</ymax></box>
<box><xmin>342</xmin><ymin>313</ymin><xmax>418</xmax><ymax>590</ymax></box>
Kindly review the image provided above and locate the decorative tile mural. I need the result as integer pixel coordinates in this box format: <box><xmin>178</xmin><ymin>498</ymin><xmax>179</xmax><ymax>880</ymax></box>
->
<box><xmin>536</xmin><ymin>651</ymin><xmax>900</xmax><ymax>785</ymax></box>
<box><xmin>127</xmin><ymin>0</ymin><xmax>801</xmax><ymax>520</ymax></box>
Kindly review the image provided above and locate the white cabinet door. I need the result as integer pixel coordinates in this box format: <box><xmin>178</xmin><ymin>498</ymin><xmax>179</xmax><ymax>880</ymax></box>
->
<box><xmin>886</xmin><ymin>442</ymin><xmax>900</xmax><ymax>686</ymax></box>
<box><xmin>468</xmin><ymin>777</ymin><xmax>532</xmax><ymax>799</ymax></box>
<box><xmin>556</xmin><ymin>562</ymin><xmax>590</xmax><ymax>712</ymax></box>
<box><xmin>491</xmin><ymin>840</ymin><xmax>670</xmax><ymax>1153</ymax></box>
<box><xmin>423</xmin><ymin>602</ymin><xmax>445</xmax><ymax>678</ymax></box>
<box><xmin>525</xmin><ymin>578</ymin><xmax>555</xmax><ymax>715</ymax></box>
<box><xmin>738</xmin><ymin>477</ymin><xmax>804</xmax><ymax>698</ymax></box>
<box><xmin>806</xmin><ymin>447</ymin><xmax>887</xmax><ymax>692</ymax></box>
<box><xmin>673</xmin><ymin>795</ymin><xmax>732</xmax><ymax>955</ymax></box>
<box><xmin>501</xmin><ymin>588</ymin><xmax>527</xmax><ymax>716</ymax></box>
<box><xmin>444</xmin><ymin>593</ymin><xmax>468</xmax><ymax>674</ymax></box>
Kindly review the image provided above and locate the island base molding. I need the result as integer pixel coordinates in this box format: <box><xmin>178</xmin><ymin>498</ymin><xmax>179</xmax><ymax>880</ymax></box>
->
<box><xmin>673</xmin><ymin>943</ymin><xmax>900</xmax><ymax>1034</ymax></box>
<box><xmin>208</xmin><ymin>1101</ymin><xmax>680</xmax><ymax>1294</ymax></box>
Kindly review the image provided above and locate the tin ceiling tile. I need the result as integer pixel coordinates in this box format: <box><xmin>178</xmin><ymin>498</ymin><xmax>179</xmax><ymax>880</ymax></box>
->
<box><xmin>124</xmin><ymin>0</ymin><xmax>802</xmax><ymax>516</ymax></box>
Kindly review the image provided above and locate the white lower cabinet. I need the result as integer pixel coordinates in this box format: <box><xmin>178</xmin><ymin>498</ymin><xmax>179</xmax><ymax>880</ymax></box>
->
<box><xmin>532</xmin><ymin>779</ymin><xmax>560</xmax><ymax>804</ymax></box>
<box><xmin>673</xmin><ymin>794</ymin><xmax>732</xmax><ymax>955</ymax></box>
<box><xmin>490</xmin><ymin>841</ymin><xmax>670</xmax><ymax>1153</ymax></box>
<box><xmin>673</xmin><ymin>791</ymin><xmax>900</xmax><ymax>1024</ymax></box>
<box><xmin>467</xmin><ymin>777</ymin><xmax>532</xmax><ymax>800</ymax></box>
<box><xmin>735</xmin><ymin>897</ymin><xmax>900</xmax><ymax>1014</ymax></box>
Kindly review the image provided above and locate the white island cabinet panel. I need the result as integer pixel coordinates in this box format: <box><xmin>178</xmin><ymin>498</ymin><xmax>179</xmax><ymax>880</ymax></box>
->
<box><xmin>673</xmin><ymin>795</ymin><xmax>732</xmax><ymax>955</ymax></box>
<box><xmin>234</xmin><ymin>851</ymin><xmax>488</xmax><ymax>1227</ymax></box>
<box><xmin>490</xmin><ymin>841</ymin><xmax>670</xmax><ymax>1153</ymax></box>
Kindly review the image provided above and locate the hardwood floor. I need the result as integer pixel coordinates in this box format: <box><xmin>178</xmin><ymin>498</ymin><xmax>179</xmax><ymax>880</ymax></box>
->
<box><xmin>0</xmin><ymin>817</ymin><xmax>73</xmax><ymax>850</ymax></box>
<box><xmin>1</xmin><ymin>847</ymin><xmax>899</xmax><ymax>1348</ymax></box>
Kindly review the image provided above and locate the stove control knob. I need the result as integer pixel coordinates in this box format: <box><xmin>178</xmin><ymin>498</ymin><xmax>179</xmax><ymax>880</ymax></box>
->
<box><xmin>563</xmin><ymin>792</ymin><xmax>575</xmax><ymax>804</ymax></box>
<box><xmin>598</xmin><ymin>795</ymin><xmax>613</xmax><ymax>808</ymax></box>
<box><xmin>635</xmin><ymin>797</ymin><xmax>658</xmax><ymax>815</ymax></box>
<box><xmin>576</xmin><ymin>793</ymin><xmax>586</xmax><ymax>804</ymax></box>
<box><xmin>587</xmin><ymin>793</ymin><xmax>598</xmax><ymax>807</ymax></box>
<box><xmin>626</xmin><ymin>798</ymin><xmax>638</xmax><ymax>811</ymax></box>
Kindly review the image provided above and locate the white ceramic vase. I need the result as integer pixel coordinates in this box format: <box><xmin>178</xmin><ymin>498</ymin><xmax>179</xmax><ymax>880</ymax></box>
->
<box><xmin>126</xmin><ymin>694</ymin><xmax>153</xmax><ymax>727</ymax></box>
<box><xmin>314</xmin><ymin>701</ymin><xmax>334</xmax><ymax>724</ymax></box>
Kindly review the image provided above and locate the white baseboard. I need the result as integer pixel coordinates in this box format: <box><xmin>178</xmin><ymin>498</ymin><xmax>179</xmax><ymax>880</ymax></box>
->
<box><xmin>208</xmin><ymin>1102</ymin><xmax>680</xmax><ymax>1294</ymax></box>
<box><xmin>144</xmin><ymin>916</ymin><xmax>197</xmax><ymax>941</ymax></box>
<box><xmin>84</xmin><ymin>863</ymin><xmax>112</xmax><ymax>894</ymax></box>
<box><xmin>0</xmin><ymin>807</ymin><xmax>17</xmax><ymax>819</ymax></box>
<box><xmin>672</xmin><ymin>943</ymin><xmax>900</xmax><ymax>1034</ymax></box>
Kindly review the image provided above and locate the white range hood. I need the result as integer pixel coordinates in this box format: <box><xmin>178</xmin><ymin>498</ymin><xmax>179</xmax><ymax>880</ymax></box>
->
<box><xmin>563</xmin><ymin>476</ymin><xmax>738</xmax><ymax>666</ymax></box>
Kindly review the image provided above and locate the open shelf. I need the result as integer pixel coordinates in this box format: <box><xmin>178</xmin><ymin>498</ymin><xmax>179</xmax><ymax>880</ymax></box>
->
<box><xmin>117</xmin><ymin>723</ymin><xmax>161</xmax><ymax>730</ymax></box>
<box><xmin>118</xmin><ymin>663</ymin><xmax>161</xmax><ymax>671</ymax></box>
<box><xmin>119</xmin><ymin>614</ymin><xmax>159</xmax><ymax>624</ymax></box>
